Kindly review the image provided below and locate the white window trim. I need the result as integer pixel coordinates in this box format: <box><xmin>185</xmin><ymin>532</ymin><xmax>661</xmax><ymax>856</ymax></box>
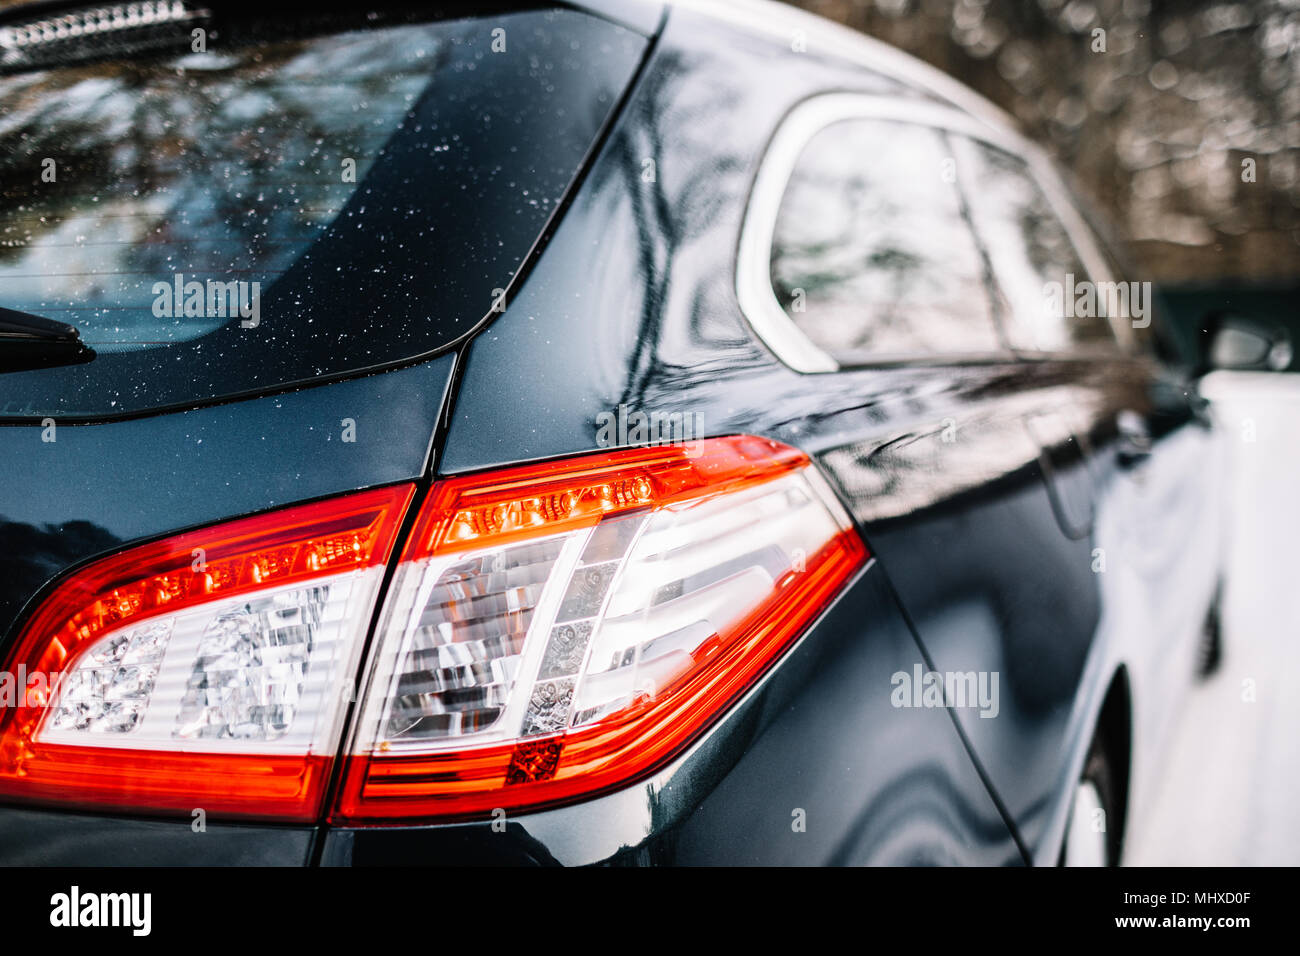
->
<box><xmin>736</xmin><ymin>92</ymin><xmax>1133</xmax><ymax>373</ymax></box>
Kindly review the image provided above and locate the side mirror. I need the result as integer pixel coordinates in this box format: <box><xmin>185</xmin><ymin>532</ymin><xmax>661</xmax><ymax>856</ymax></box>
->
<box><xmin>1200</xmin><ymin>312</ymin><xmax>1293</xmax><ymax>373</ymax></box>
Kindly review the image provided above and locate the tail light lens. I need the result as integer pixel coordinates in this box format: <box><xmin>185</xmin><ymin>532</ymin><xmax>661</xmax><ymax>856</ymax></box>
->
<box><xmin>334</xmin><ymin>435</ymin><xmax>866</xmax><ymax>822</ymax></box>
<box><xmin>0</xmin><ymin>485</ymin><xmax>413</xmax><ymax>822</ymax></box>
<box><xmin>0</xmin><ymin>436</ymin><xmax>865</xmax><ymax>825</ymax></box>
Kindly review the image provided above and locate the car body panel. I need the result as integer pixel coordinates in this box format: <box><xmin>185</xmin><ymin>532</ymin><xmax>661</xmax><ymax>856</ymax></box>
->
<box><xmin>0</xmin><ymin>806</ymin><xmax>314</xmax><ymax>866</ymax></box>
<box><xmin>825</xmin><ymin>357</ymin><xmax>1223</xmax><ymax>860</ymax></box>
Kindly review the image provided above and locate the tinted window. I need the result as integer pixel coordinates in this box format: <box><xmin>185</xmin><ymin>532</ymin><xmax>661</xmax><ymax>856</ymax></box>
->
<box><xmin>952</xmin><ymin>137</ymin><xmax>1118</xmax><ymax>353</ymax></box>
<box><xmin>0</xmin><ymin>5</ymin><xmax>645</xmax><ymax>417</ymax></box>
<box><xmin>769</xmin><ymin>118</ymin><xmax>1002</xmax><ymax>362</ymax></box>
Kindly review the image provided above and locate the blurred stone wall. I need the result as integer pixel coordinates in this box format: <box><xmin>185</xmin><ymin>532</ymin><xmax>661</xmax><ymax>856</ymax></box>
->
<box><xmin>788</xmin><ymin>0</ymin><xmax>1300</xmax><ymax>283</ymax></box>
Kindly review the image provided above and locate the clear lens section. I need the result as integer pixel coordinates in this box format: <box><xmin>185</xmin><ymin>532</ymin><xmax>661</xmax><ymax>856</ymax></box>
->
<box><xmin>357</xmin><ymin>469</ymin><xmax>846</xmax><ymax>754</ymax></box>
<box><xmin>38</xmin><ymin>569</ymin><xmax>382</xmax><ymax>753</ymax></box>
<box><xmin>517</xmin><ymin>514</ymin><xmax>645</xmax><ymax>737</ymax></box>
<box><xmin>48</xmin><ymin>618</ymin><xmax>173</xmax><ymax>734</ymax></box>
<box><xmin>382</xmin><ymin>536</ymin><xmax>569</xmax><ymax>742</ymax></box>
<box><xmin>173</xmin><ymin>586</ymin><xmax>327</xmax><ymax>741</ymax></box>
<box><xmin>572</xmin><ymin>477</ymin><xmax>837</xmax><ymax>725</ymax></box>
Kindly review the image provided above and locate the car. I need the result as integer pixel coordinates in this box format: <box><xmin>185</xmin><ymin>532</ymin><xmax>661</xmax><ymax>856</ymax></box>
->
<box><xmin>0</xmin><ymin>0</ymin><xmax>1236</xmax><ymax>866</ymax></box>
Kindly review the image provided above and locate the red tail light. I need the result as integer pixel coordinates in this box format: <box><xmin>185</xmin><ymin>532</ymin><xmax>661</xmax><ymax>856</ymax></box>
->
<box><xmin>0</xmin><ymin>436</ymin><xmax>866</xmax><ymax>825</ymax></box>
<box><xmin>333</xmin><ymin>436</ymin><xmax>866</xmax><ymax>822</ymax></box>
<box><xmin>0</xmin><ymin>485</ymin><xmax>413</xmax><ymax>822</ymax></box>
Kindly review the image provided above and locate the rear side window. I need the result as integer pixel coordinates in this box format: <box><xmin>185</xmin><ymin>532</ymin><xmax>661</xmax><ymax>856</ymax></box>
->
<box><xmin>768</xmin><ymin>118</ymin><xmax>1002</xmax><ymax>363</ymax></box>
<box><xmin>951</xmin><ymin>137</ymin><xmax>1119</xmax><ymax>354</ymax></box>
<box><xmin>0</xmin><ymin>4</ymin><xmax>646</xmax><ymax>418</ymax></box>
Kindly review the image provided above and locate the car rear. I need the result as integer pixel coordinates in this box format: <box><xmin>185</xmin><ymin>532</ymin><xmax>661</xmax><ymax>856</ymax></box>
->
<box><xmin>0</xmin><ymin>0</ymin><xmax>657</xmax><ymax>862</ymax></box>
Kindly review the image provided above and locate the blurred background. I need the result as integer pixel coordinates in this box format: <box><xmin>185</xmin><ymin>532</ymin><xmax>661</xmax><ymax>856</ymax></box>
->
<box><xmin>786</xmin><ymin>0</ymin><xmax>1300</xmax><ymax>865</ymax></box>
<box><xmin>786</xmin><ymin>0</ymin><xmax>1299</xmax><ymax>284</ymax></box>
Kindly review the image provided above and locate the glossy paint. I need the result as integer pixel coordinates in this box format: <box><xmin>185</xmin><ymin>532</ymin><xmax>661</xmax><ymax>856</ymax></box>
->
<box><xmin>438</xmin><ymin>1</ymin><xmax>1224</xmax><ymax>864</ymax></box>
<box><xmin>0</xmin><ymin>0</ymin><xmax>1223</xmax><ymax>865</ymax></box>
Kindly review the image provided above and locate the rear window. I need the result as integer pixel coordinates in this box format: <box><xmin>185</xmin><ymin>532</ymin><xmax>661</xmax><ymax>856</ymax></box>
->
<box><xmin>0</xmin><ymin>3</ymin><xmax>646</xmax><ymax>418</ymax></box>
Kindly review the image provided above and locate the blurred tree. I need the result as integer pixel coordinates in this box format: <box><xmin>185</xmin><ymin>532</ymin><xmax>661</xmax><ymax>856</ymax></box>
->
<box><xmin>790</xmin><ymin>0</ymin><xmax>1300</xmax><ymax>283</ymax></box>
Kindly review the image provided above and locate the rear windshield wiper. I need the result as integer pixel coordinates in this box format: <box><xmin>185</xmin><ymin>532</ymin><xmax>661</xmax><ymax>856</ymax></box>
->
<box><xmin>0</xmin><ymin>306</ymin><xmax>96</xmax><ymax>373</ymax></box>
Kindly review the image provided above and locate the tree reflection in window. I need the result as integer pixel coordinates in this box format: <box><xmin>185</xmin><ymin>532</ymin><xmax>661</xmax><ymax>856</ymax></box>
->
<box><xmin>0</xmin><ymin>25</ymin><xmax>441</xmax><ymax>351</ymax></box>
<box><xmin>769</xmin><ymin>118</ymin><xmax>1001</xmax><ymax>363</ymax></box>
<box><xmin>953</xmin><ymin>138</ymin><xmax>1117</xmax><ymax>353</ymax></box>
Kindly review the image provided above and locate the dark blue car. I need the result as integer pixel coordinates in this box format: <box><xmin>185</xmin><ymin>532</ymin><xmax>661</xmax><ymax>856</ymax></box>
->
<box><xmin>0</xmin><ymin>0</ymin><xmax>1238</xmax><ymax>865</ymax></box>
